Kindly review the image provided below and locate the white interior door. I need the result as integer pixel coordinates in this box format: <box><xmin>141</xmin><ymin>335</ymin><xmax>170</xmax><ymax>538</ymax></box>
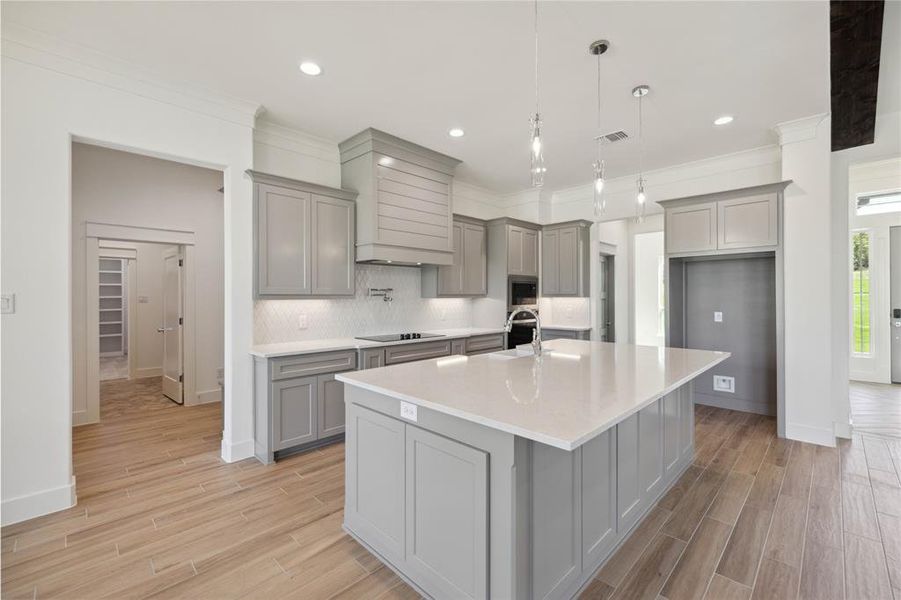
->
<box><xmin>161</xmin><ymin>248</ymin><xmax>184</xmax><ymax>404</ymax></box>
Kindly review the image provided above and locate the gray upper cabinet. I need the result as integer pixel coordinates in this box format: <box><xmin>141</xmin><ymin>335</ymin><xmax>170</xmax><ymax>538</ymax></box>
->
<box><xmin>661</xmin><ymin>183</ymin><xmax>787</xmax><ymax>256</ymax></box>
<box><xmin>248</xmin><ymin>170</ymin><xmax>357</xmax><ymax>298</ymax></box>
<box><xmin>542</xmin><ymin>220</ymin><xmax>590</xmax><ymax>297</ymax></box>
<box><xmin>339</xmin><ymin>128</ymin><xmax>461</xmax><ymax>266</ymax></box>
<box><xmin>499</xmin><ymin>221</ymin><xmax>540</xmax><ymax>277</ymax></box>
<box><xmin>421</xmin><ymin>216</ymin><xmax>487</xmax><ymax>297</ymax></box>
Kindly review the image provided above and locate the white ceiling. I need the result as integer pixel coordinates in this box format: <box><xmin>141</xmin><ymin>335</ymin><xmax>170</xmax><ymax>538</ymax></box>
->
<box><xmin>3</xmin><ymin>1</ymin><xmax>833</xmax><ymax>194</ymax></box>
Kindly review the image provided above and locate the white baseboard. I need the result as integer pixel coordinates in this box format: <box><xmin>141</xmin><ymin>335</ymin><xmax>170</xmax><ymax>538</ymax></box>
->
<box><xmin>192</xmin><ymin>387</ymin><xmax>222</xmax><ymax>406</ymax></box>
<box><xmin>1</xmin><ymin>477</ymin><xmax>77</xmax><ymax>526</ymax></box>
<box><xmin>694</xmin><ymin>393</ymin><xmax>775</xmax><ymax>416</ymax></box>
<box><xmin>134</xmin><ymin>367</ymin><xmax>162</xmax><ymax>379</ymax></box>
<box><xmin>221</xmin><ymin>438</ymin><xmax>254</xmax><ymax>463</ymax></box>
<box><xmin>786</xmin><ymin>422</ymin><xmax>836</xmax><ymax>447</ymax></box>
<box><xmin>72</xmin><ymin>410</ymin><xmax>98</xmax><ymax>426</ymax></box>
<box><xmin>834</xmin><ymin>421</ymin><xmax>853</xmax><ymax>439</ymax></box>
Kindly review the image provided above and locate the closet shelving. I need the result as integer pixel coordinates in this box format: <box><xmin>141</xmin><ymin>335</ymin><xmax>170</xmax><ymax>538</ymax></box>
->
<box><xmin>99</xmin><ymin>258</ymin><xmax>126</xmax><ymax>356</ymax></box>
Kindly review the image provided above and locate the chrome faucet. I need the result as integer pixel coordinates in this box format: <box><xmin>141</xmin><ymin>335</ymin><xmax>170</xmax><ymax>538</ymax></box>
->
<box><xmin>504</xmin><ymin>308</ymin><xmax>542</xmax><ymax>357</ymax></box>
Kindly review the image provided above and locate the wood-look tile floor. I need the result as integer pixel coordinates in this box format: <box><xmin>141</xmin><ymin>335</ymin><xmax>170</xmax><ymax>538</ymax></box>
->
<box><xmin>2</xmin><ymin>380</ymin><xmax>901</xmax><ymax>599</ymax></box>
<box><xmin>850</xmin><ymin>380</ymin><xmax>901</xmax><ymax>440</ymax></box>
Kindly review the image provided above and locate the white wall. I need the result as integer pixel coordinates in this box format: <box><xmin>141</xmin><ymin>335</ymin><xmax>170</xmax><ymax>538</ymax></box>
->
<box><xmin>633</xmin><ymin>231</ymin><xmax>665</xmax><ymax>346</ymax></box>
<box><xmin>1</xmin><ymin>25</ymin><xmax>256</xmax><ymax>524</ymax></box>
<box><xmin>847</xmin><ymin>157</ymin><xmax>901</xmax><ymax>383</ymax></box>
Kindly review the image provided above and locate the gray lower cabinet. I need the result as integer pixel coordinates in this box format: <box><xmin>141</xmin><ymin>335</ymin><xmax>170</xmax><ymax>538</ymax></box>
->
<box><xmin>465</xmin><ymin>333</ymin><xmax>505</xmax><ymax>355</ymax></box>
<box><xmin>254</xmin><ymin>350</ymin><xmax>357</xmax><ymax>463</ymax></box>
<box><xmin>384</xmin><ymin>340</ymin><xmax>452</xmax><ymax>365</ymax></box>
<box><xmin>249</xmin><ymin>170</ymin><xmax>357</xmax><ymax>298</ymax></box>
<box><xmin>360</xmin><ymin>348</ymin><xmax>386</xmax><ymax>369</ymax></box>
<box><xmin>541</xmin><ymin>221</ymin><xmax>590</xmax><ymax>297</ymax></box>
<box><xmin>542</xmin><ymin>328</ymin><xmax>590</xmax><ymax>341</ymax></box>
<box><xmin>451</xmin><ymin>339</ymin><xmax>466</xmax><ymax>355</ymax></box>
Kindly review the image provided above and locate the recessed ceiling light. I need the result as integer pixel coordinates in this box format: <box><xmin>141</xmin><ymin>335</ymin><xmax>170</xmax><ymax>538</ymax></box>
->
<box><xmin>714</xmin><ymin>115</ymin><xmax>734</xmax><ymax>126</ymax></box>
<box><xmin>299</xmin><ymin>61</ymin><xmax>322</xmax><ymax>76</ymax></box>
<box><xmin>448</xmin><ymin>128</ymin><xmax>465</xmax><ymax>138</ymax></box>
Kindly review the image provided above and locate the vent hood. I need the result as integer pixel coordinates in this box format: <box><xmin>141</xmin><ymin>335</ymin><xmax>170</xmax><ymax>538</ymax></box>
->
<box><xmin>339</xmin><ymin>128</ymin><xmax>461</xmax><ymax>266</ymax></box>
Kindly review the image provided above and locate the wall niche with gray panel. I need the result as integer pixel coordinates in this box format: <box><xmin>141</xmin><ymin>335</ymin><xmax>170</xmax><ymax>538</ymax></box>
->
<box><xmin>248</xmin><ymin>170</ymin><xmax>357</xmax><ymax>298</ymax></box>
<box><xmin>662</xmin><ymin>181</ymin><xmax>789</xmax><ymax>423</ymax></box>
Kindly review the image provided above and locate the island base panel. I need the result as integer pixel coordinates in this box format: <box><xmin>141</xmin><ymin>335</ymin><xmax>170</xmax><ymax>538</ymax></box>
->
<box><xmin>343</xmin><ymin>382</ymin><xmax>696</xmax><ymax>600</ymax></box>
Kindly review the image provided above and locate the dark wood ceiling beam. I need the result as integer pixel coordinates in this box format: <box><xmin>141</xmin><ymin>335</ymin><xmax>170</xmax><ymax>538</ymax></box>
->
<box><xmin>830</xmin><ymin>0</ymin><xmax>885</xmax><ymax>151</ymax></box>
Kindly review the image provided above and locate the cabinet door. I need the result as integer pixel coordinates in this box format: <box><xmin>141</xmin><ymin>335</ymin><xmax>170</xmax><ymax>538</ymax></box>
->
<box><xmin>405</xmin><ymin>425</ymin><xmax>488</xmax><ymax>600</ymax></box>
<box><xmin>345</xmin><ymin>403</ymin><xmax>406</xmax><ymax>566</ymax></box>
<box><xmin>451</xmin><ymin>339</ymin><xmax>466</xmax><ymax>355</ymax></box>
<box><xmin>639</xmin><ymin>399</ymin><xmax>664</xmax><ymax>499</ymax></box>
<box><xmin>271</xmin><ymin>376</ymin><xmax>317</xmax><ymax>450</ymax></box>
<box><xmin>507</xmin><ymin>226</ymin><xmax>524</xmax><ymax>275</ymax></box>
<box><xmin>522</xmin><ymin>229</ymin><xmax>539</xmax><ymax>276</ymax></box>
<box><xmin>665</xmin><ymin>203</ymin><xmax>717</xmax><ymax>254</ymax></box>
<box><xmin>311</xmin><ymin>195</ymin><xmax>354</xmax><ymax>296</ymax></box>
<box><xmin>438</xmin><ymin>222</ymin><xmax>464</xmax><ymax>295</ymax></box>
<box><xmin>542</xmin><ymin>229</ymin><xmax>559</xmax><ymax>295</ymax></box>
<box><xmin>462</xmin><ymin>224</ymin><xmax>487</xmax><ymax>295</ymax></box>
<box><xmin>717</xmin><ymin>194</ymin><xmax>778</xmax><ymax>250</ymax></box>
<box><xmin>257</xmin><ymin>183</ymin><xmax>311</xmax><ymax>295</ymax></box>
<box><xmin>681</xmin><ymin>385</ymin><xmax>694</xmax><ymax>460</ymax></box>
<box><xmin>616</xmin><ymin>413</ymin><xmax>641</xmax><ymax>532</ymax></box>
<box><xmin>361</xmin><ymin>348</ymin><xmax>385</xmax><ymax>370</ymax></box>
<box><xmin>582</xmin><ymin>428</ymin><xmax>617</xmax><ymax>566</ymax></box>
<box><xmin>662</xmin><ymin>390</ymin><xmax>681</xmax><ymax>481</ymax></box>
<box><xmin>557</xmin><ymin>226</ymin><xmax>579</xmax><ymax>295</ymax></box>
<box><xmin>317</xmin><ymin>373</ymin><xmax>346</xmax><ymax>438</ymax></box>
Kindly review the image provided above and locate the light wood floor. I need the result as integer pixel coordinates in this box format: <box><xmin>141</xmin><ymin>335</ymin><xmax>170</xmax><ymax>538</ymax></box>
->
<box><xmin>851</xmin><ymin>380</ymin><xmax>901</xmax><ymax>439</ymax></box>
<box><xmin>3</xmin><ymin>379</ymin><xmax>901</xmax><ymax>599</ymax></box>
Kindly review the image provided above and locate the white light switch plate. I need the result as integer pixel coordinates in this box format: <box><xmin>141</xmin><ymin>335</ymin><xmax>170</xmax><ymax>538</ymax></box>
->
<box><xmin>400</xmin><ymin>401</ymin><xmax>418</xmax><ymax>422</ymax></box>
<box><xmin>714</xmin><ymin>311</ymin><xmax>723</xmax><ymax>323</ymax></box>
<box><xmin>1</xmin><ymin>293</ymin><xmax>15</xmax><ymax>314</ymax></box>
<box><xmin>713</xmin><ymin>375</ymin><xmax>735</xmax><ymax>393</ymax></box>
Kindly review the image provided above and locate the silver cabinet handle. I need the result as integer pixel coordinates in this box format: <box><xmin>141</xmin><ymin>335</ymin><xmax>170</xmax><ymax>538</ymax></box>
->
<box><xmin>157</xmin><ymin>327</ymin><xmax>174</xmax><ymax>333</ymax></box>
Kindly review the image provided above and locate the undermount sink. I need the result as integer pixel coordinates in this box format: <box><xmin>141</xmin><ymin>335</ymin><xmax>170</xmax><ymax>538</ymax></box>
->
<box><xmin>489</xmin><ymin>346</ymin><xmax>543</xmax><ymax>359</ymax></box>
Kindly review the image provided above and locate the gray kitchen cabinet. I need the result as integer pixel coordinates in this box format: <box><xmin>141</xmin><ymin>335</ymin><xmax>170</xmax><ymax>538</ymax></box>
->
<box><xmin>665</xmin><ymin>202</ymin><xmax>718</xmax><ymax>254</ymax></box>
<box><xmin>317</xmin><ymin>373</ymin><xmax>346</xmax><ymax>437</ymax></box>
<box><xmin>421</xmin><ymin>216</ymin><xmax>487</xmax><ymax>297</ymax></box>
<box><xmin>253</xmin><ymin>349</ymin><xmax>358</xmax><ymax>463</ymax></box>
<box><xmin>360</xmin><ymin>348</ymin><xmax>386</xmax><ymax>369</ymax></box>
<box><xmin>405</xmin><ymin>425</ymin><xmax>488</xmax><ymax>600</ymax></box>
<box><xmin>271</xmin><ymin>376</ymin><xmax>317</xmax><ymax>450</ymax></box>
<box><xmin>384</xmin><ymin>340</ymin><xmax>452</xmax><ymax>365</ymax></box>
<box><xmin>663</xmin><ymin>390</ymin><xmax>682</xmax><ymax>479</ymax></box>
<box><xmin>542</xmin><ymin>221</ymin><xmax>590</xmax><ymax>297</ymax></box>
<box><xmin>248</xmin><ymin>170</ymin><xmax>357</xmax><ymax>298</ymax></box>
<box><xmin>542</xmin><ymin>328</ymin><xmax>591</xmax><ymax>341</ymax></box>
<box><xmin>507</xmin><ymin>224</ymin><xmax>540</xmax><ymax>277</ymax></box>
<box><xmin>345</xmin><ymin>402</ymin><xmax>407</xmax><ymax>566</ymax></box>
<box><xmin>339</xmin><ymin>128</ymin><xmax>461</xmax><ymax>266</ymax></box>
<box><xmin>581</xmin><ymin>428</ymin><xmax>617</xmax><ymax>566</ymax></box>
<box><xmin>638</xmin><ymin>400</ymin><xmax>664</xmax><ymax>499</ymax></box>
<box><xmin>616</xmin><ymin>411</ymin><xmax>642</xmax><ymax>533</ymax></box>
<box><xmin>465</xmin><ymin>333</ymin><xmax>505</xmax><ymax>355</ymax></box>
<box><xmin>451</xmin><ymin>339</ymin><xmax>466</xmax><ymax>355</ymax></box>
<box><xmin>717</xmin><ymin>193</ymin><xmax>778</xmax><ymax>250</ymax></box>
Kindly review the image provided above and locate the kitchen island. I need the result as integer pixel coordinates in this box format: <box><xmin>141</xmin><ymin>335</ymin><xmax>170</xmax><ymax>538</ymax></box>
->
<box><xmin>336</xmin><ymin>339</ymin><xmax>729</xmax><ymax>600</ymax></box>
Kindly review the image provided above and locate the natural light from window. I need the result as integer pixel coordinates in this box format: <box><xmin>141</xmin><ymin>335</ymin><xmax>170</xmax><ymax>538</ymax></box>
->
<box><xmin>851</xmin><ymin>230</ymin><xmax>871</xmax><ymax>354</ymax></box>
<box><xmin>856</xmin><ymin>190</ymin><xmax>901</xmax><ymax>216</ymax></box>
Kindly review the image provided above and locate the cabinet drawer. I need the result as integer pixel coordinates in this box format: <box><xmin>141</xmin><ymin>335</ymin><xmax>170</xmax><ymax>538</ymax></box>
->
<box><xmin>384</xmin><ymin>340</ymin><xmax>452</xmax><ymax>365</ymax></box>
<box><xmin>465</xmin><ymin>334</ymin><xmax>505</xmax><ymax>355</ymax></box>
<box><xmin>270</xmin><ymin>350</ymin><xmax>357</xmax><ymax>381</ymax></box>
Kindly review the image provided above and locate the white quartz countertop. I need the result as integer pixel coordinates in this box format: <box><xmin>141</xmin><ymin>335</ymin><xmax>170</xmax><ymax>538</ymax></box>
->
<box><xmin>249</xmin><ymin>327</ymin><xmax>507</xmax><ymax>358</ymax></box>
<box><xmin>542</xmin><ymin>324</ymin><xmax>592</xmax><ymax>331</ymax></box>
<box><xmin>337</xmin><ymin>339</ymin><xmax>729</xmax><ymax>451</ymax></box>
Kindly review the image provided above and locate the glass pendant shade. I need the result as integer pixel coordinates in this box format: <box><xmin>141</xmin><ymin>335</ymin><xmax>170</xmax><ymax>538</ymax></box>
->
<box><xmin>530</xmin><ymin>113</ymin><xmax>545</xmax><ymax>187</ymax></box>
<box><xmin>636</xmin><ymin>178</ymin><xmax>647</xmax><ymax>222</ymax></box>
<box><xmin>593</xmin><ymin>159</ymin><xmax>606</xmax><ymax>217</ymax></box>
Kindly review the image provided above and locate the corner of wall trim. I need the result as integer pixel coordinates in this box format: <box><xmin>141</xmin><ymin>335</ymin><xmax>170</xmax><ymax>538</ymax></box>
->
<box><xmin>221</xmin><ymin>438</ymin><xmax>254</xmax><ymax>463</ymax></box>
<box><xmin>1</xmin><ymin>477</ymin><xmax>77</xmax><ymax>526</ymax></box>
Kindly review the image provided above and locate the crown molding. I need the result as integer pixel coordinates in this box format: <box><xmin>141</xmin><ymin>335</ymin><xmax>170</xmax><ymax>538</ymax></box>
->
<box><xmin>1</xmin><ymin>22</ymin><xmax>261</xmax><ymax>128</ymax></box>
<box><xmin>774</xmin><ymin>113</ymin><xmax>829</xmax><ymax>145</ymax></box>
<box><xmin>252</xmin><ymin>119</ymin><xmax>340</xmax><ymax>164</ymax></box>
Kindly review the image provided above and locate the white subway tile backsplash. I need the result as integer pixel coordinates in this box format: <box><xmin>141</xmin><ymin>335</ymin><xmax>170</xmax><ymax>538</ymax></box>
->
<box><xmin>254</xmin><ymin>264</ymin><xmax>473</xmax><ymax>343</ymax></box>
<box><xmin>538</xmin><ymin>297</ymin><xmax>591</xmax><ymax>328</ymax></box>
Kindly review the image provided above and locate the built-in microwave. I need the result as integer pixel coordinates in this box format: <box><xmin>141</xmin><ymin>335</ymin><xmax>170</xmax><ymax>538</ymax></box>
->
<box><xmin>508</xmin><ymin>276</ymin><xmax>538</xmax><ymax>311</ymax></box>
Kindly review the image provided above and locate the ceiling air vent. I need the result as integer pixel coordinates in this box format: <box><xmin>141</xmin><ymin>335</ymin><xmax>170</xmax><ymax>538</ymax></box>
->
<box><xmin>596</xmin><ymin>130</ymin><xmax>629</xmax><ymax>144</ymax></box>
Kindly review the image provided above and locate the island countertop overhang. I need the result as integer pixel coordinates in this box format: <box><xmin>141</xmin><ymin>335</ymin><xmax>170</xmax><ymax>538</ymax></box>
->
<box><xmin>336</xmin><ymin>339</ymin><xmax>730</xmax><ymax>451</ymax></box>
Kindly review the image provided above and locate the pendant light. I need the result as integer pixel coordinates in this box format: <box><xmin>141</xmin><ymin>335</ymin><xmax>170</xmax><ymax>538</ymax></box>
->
<box><xmin>632</xmin><ymin>84</ymin><xmax>650</xmax><ymax>222</ymax></box>
<box><xmin>589</xmin><ymin>40</ymin><xmax>610</xmax><ymax>218</ymax></box>
<box><xmin>529</xmin><ymin>0</ymin><xmax>545</xmax><ymax>187</ymax></box>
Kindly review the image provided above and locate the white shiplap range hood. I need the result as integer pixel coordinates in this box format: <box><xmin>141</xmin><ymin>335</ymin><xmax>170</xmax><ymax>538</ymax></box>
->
<box><xmin>339</xmin><ymin>128</ymin><xmax>461</xmax><ymax>266</ymax></box>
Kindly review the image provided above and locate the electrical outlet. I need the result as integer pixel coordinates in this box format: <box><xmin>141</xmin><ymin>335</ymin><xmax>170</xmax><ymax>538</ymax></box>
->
<box><xmin>714</xmin><ymin>311</ymin><xmax>723</xmax><ymax>323</ymax></box>
<box><xmin>400</xmin><ymin>401</ymin><xmax>418</xmax><ymax>422</ymax></box>
<box><xmin>298</xmin><ymin>313</ymin><xmax>308</xmax><ymax>329</ymax></box>
<box><xmin>713</xmin><ymin>375</ymin><xmax>735</xmax><ymax>393</ymax></box>
<box><xmin>1</xmin><ymin>293</ymin><xmax>15</xmax><ymax>314</ymax></box>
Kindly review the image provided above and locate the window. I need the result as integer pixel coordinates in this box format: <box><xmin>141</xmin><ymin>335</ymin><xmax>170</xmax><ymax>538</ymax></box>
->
<box><xmin>851</xmin><ymin>231</ymin><xmax>871</xmax><ymax>354</ymax></box>
<box><xmin>857</xmin><ymin>190</ymin><xmax>901</xmax><ymax>216</ymax></box>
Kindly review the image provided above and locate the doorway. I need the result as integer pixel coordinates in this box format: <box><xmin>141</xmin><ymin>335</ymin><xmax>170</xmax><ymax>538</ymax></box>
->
<box><xmin>598</xmin><ymin>253</ymin><xmax>615</xmax><ymax>342</ymax></box>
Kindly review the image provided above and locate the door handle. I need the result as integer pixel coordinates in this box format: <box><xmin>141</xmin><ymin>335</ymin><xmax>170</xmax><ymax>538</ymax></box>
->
<box><xmin>157</xmin><ymin>327</ymin><xmax>174</xmax><ymax>333</ymax></box>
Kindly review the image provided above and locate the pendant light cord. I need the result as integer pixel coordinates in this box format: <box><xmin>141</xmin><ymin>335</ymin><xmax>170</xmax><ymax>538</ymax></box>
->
<box><xmin>534</xmin><ymin>0</ymin><xmax>540</xmax><ymax>114</ymax></box>
<box><xmin>638</xmin><ymin>92</ymin><xmax>644</xmax><ymax>179</ymax></box>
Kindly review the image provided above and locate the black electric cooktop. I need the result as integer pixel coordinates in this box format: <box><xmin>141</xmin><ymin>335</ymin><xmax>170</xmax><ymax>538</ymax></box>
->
<box><xmin>355</xmin><ymin>332</ymin><xmax>445</xmax><ymax>343</ymax></box>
